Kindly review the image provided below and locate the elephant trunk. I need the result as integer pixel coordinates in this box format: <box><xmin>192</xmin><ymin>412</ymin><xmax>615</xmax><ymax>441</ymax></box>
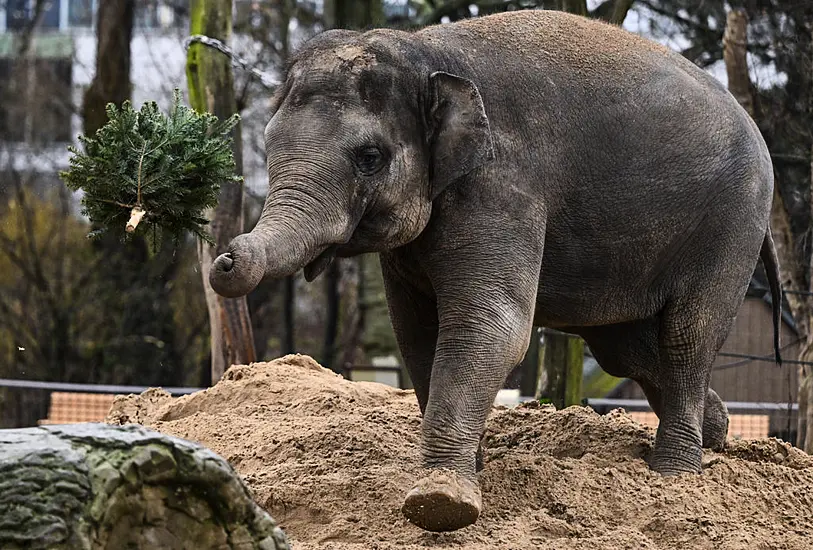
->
<box><xmin>209</xmin><ymin>187</ymin><xmax>341</xmax><ymax>298</ymax></box>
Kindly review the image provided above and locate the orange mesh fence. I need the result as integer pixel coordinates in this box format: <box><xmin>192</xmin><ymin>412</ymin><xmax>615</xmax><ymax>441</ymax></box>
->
<box><xmin>39</xmin><ymin>392</ymin><xmax>117</xmax><ymax>425</ymax></box>
<box><xmin>626</xmin><ymin>411</ymin><xmax>771</xmax><ymax>440</ymax></box>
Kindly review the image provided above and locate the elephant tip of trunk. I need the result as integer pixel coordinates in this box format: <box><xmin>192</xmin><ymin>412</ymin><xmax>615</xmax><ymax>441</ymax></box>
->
<box><xmin>209</xmin><ymin>242</ymin><xmax>265</xmax><ymax>298</ymax></box>
<box><xmin>216</xmin><ymin>252</ymin><xmax>235</xmax><ymax>272</ymax></box>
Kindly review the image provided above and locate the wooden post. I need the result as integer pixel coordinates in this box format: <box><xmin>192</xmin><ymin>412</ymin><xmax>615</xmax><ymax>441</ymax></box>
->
<box><xmin>542</xmin><ymin>330</ymin><xmax>584</xmax><ymax>409</ymax></box>
<box><xmin>519</xmin><ymin>328</ymin><xmax>541</xmax><ymax>398</ymax></box>
<box><xmin>564</xmin><ymin>336</ymin><xmax>584</xmax><ymax>407</ymax></box>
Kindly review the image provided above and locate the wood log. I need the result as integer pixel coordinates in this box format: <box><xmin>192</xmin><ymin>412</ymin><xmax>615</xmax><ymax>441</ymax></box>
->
<box><xmin>0</xmin><ymin>423</ymin><xmax>289</xmax><ymax>550</ymax></box>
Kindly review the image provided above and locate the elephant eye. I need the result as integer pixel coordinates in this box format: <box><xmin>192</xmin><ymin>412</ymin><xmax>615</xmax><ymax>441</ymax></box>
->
<box><xmin>354</xmin><ymin>146</ymin><xmax>388</xmax><ymax>176</ymax></box>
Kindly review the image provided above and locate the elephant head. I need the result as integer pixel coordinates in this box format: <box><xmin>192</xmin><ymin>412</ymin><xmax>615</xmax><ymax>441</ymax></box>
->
<box><xmin>209</xmin><ymin>30</ymin><xmax>495</xmax><ymax>298</ymax></box>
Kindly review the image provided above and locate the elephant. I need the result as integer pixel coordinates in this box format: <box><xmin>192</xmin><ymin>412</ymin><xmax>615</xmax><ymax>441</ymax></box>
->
<box><xmin>208</xmin><ymin>9</ymin><xmax>782</xmax><ymax>533</ymax></box>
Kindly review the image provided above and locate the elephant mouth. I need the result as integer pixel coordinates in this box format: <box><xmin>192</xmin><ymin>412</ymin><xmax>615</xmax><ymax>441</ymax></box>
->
<box><xmin>303</xmin><ymin>245</ymin><xmax>338</xmax><ymax>282</ymax></box>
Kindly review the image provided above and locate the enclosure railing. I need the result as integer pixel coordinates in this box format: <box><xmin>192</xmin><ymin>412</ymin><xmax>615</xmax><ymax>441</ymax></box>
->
<box><xmin>585</xmin><ymin>397</ymin><xmax>798</xmax><ymax>444</ymax></box>
<box><xmin>0</xmin><ymin>378</ymin><xmax>800</xmax><ymax>445</ymax></box>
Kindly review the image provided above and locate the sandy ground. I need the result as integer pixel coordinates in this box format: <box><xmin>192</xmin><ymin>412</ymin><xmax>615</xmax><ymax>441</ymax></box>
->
<box><xmin>107</xmin><ymin>354</ymin><xmax>813</xmax><ymax>550</ymax></box>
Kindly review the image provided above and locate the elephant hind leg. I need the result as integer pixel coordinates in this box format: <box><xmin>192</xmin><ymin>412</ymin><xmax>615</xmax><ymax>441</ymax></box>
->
<box><xmin>642</xmin><ymin>381</ymin><xmax>728</xmax><ymax>451</ymax></box>
<box><xmin>649</xmin><ymin>295</ymin><xmax>741</xmax><ymax>475</ymax></box>
<box><xmin>580</xmin><ymin>319</ymin><xmax>729</xmax><ymax>457</ymax></box>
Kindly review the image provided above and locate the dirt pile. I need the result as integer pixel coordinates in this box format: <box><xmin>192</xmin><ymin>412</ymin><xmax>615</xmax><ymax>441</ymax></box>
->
<box><xmin>107</xmin><ymin>354</ymin><xmax>813</xmax><ymax>550</ymax></box>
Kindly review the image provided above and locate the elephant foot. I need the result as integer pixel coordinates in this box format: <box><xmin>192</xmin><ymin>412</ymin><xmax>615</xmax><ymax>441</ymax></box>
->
<box><xmin>702</xmin><ymin>414</ymin><xmax>729</xmax><ymax>451</ymax></box>
<box><xmin>649</xmin><ymin>439</ymin><xmax>702</xmax><ymax>476</ymax></box>
<box><xmin>401</xmin><ymin>469</ymin><xmax>481</xmax><ymax>532</ymax></box>
<box><xmin>702</xmin><ymin>390</ymin><xmax>729</xmax><ymax>451</ymax></box>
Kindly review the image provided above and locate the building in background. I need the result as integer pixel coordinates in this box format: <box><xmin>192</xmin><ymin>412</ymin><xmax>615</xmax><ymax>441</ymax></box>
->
<box><xmin>0</xmin><ymin>0</ymin><xmax>271</xmax><ymax>200</ymax></box>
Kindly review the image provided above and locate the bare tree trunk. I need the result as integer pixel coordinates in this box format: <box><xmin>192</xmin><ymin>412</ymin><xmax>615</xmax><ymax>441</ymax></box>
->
<box><xmin>187</xmin><ymin>0</ymin><xmax>257</xmax><ymax>382</ymax></box>
<box><xmin>324</xmin><ymin>0</ymin><xmax>384</xmax><ymax>29</ymax></box>
<box><xmin>16</xmin><ymin>0</ymin><xmax>48</xmax><ymax>57</ymax></box>
<box><xmin>724</xmin><ymin>9</ymin><xmax>813</xmax><ymax>451</ymax></box>
<box><xmin>341</xmin><ymin>256</ymin><xmax>367</xmax><ymax>371</ymax></box>
<box><xmin>801</xmin><ymin>146</ymin><xmax>813</xmax><ymax>452</ymax></box>
<box><xmin>561</xmin><ymin>0</ymin><xmax>588</xmax><ymax>16</ymax></box>
<box><xmin>82</xmin><ymin>1</ymin><xmax>134</xmax><ymax>136</ymax></box>
<box><xmin>799</xmin><ymin>363</ymin><xmax>811</xmax><ymax>449</ymax></box>
<box><xmin>723</xmin><ymin>9</ymin><xmax>755</xmax><ymax>117</ymax></box>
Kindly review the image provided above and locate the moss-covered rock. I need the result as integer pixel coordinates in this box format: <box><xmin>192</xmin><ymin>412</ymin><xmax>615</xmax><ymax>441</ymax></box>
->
<box><xmin>0</xmin><ymin>423</ymin><xmax>289</xmax><ymax>550</ymax></box>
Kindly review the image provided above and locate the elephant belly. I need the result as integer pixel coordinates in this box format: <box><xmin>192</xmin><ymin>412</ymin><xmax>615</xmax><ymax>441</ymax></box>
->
<box><xmin>531</xmin><ymin>236</ymin><xmax>676</xmax><ymax>328</ymax></box>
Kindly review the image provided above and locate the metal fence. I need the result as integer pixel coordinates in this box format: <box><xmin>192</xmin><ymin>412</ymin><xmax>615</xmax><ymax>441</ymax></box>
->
<box><xmin>0</xmin><ymin>366</ymin><xmax>405</xmax><ymax>428</ymax></box>
<box><xmin>0</xmin><ymin>379</ymin><xmax>204</xmax><ymax>428</ymax></box>
<box><xmin>586</xmin><ymin>398</ymin><xmax>798</xmax><ymax>444</ymax></box>
<box><xmin>0</xmin><ymin>376</ymin><xmax>801</xmax><ymax>446</ymax></box>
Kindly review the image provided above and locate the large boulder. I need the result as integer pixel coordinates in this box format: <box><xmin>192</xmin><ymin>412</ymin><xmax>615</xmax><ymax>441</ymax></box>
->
<box><xmin>0</xmin><ymin>422</ymin><xmax>289</xmax><ymax>550</ymax></box>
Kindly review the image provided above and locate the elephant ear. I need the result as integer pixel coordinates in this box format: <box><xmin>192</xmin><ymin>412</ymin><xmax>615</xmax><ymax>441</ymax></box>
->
<box><xmin>427</xmin><ymin>71</ymin><xmax>495</xmax><ymax>200</ymax></box>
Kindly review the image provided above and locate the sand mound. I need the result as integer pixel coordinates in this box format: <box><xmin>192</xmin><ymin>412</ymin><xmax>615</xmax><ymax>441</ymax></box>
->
<box><xmin>107</xmin><ymin>355</ymin><xmax>813</xmax><ymax>549</ymax></box>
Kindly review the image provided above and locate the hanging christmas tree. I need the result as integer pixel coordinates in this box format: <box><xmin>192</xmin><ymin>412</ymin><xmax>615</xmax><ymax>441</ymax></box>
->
<box><xmin>61</xmin><ymin>89</ymin><xmax>241</xmax><ymax>245</ymax></box>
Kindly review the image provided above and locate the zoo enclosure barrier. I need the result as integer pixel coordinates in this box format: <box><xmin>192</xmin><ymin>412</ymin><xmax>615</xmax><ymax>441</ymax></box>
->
<box><xmin>0</xmin><ymin>362</ymin><xmax>404</xmax><ymax>428</ymax></box>
<box><xmin>0</xmin><ymin>377</ymin><xmax>800</xmax><ymax>446</ymax></box>
<box><xmin>586</xmin><ymin>398</ymin><xmax>799</xmax><ymax>443</ymax></box>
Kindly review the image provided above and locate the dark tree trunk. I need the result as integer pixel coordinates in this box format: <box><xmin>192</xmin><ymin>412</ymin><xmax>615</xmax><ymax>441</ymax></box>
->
<box><xmin>82</xmin><ymin>0</ymin><xmax>134</xmax><ymax>136</ymax></box>
<box><xmin>325</xmin><ymin>0</ymin><xmax>384</xmax><ymax>29</ymax></box>
<box><xmin>322</xmin><ymin>261</ymin><xmax>341</xmax><ymax>372</ymax></box>
<box><xmin>609</xmin><ymin>0</ymin><xmax>635</xmax><ymax>25</ymax></box>
<box><xmin>341</xmin><ymin>256</ymin><xmax>367</xmax><ymax>370</ymax></box>
<box><xmin>560</xmin><ymin>0</ymin><xmax>587</xmax><ymax>16</ymax></box>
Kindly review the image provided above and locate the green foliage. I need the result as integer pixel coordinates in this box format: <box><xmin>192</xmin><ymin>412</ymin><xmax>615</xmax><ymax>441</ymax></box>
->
<box><xmin>61</xmin><ymin>89</ymin><xmax>241</xmax><ymax>245</ymax></box>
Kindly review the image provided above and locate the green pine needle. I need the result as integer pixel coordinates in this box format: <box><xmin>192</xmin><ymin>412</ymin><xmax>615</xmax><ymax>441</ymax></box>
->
<box><xmin>61</xmin><ymin>89</ymin><xmax>242</xmax><ymax>246</ymax></box>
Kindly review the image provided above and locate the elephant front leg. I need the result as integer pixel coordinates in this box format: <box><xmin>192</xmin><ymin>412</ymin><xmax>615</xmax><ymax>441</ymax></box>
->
<box><xmin>401</xmin><ymin>282</ymin><xmax>537</xmax><ymax>532</ymax></box>
<box><xmin>380</xmin><ymin>255</ymin><xmax>438</xmax><ymax>414</ymax></box>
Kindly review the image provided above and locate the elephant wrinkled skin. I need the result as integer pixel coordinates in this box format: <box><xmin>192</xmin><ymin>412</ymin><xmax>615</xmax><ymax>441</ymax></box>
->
<box><xmin>209</xmin><ymin>10</ymin><xmax>781</xmax><ymax>533</ymax></box>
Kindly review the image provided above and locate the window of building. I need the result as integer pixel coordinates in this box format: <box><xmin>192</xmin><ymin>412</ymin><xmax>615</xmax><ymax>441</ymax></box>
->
<box><xmin>68</xmin><ymin>0</ymin><xmax>95</xmax><ymax>28</ymax></box>
<box><xmin>135</xmin><ymin>0</ymin><xmax>182</xmax><ymax>30</ymax></box>
<box><xmin>6</xmin><ymin>0</ymin><xmax>61</xmax><ymax>31</ymax></box>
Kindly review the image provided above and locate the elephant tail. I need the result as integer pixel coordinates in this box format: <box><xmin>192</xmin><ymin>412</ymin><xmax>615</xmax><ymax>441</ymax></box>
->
<box><xmin>760</xmin><ymin>227</ymin><xmax>783</xmax><ymax>366</ymax></box>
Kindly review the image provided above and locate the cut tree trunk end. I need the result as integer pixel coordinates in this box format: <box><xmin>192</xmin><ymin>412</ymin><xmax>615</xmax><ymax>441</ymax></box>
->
<box><xmin>0</xmin><ymin>423</ymin><xmax>289</xmax><ymax>550</ymax></box>
<box><xmin>126</xmin><ymin>206</ymin><xmax>146</xmax><ymax>232</ymax></box>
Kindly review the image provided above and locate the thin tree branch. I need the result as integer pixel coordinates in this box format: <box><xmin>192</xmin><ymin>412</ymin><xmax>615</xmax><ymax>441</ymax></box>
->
<box><xmin>609</xmin><ymin>0</ymin><xmax>635</xmax><ymax>25</ymax></box>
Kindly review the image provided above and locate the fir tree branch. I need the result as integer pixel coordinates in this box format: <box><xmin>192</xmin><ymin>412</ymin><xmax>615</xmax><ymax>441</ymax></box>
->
<box><xmin>136</xmin><ymin>140</ymin><xmax>147</xmax><ymax>206</ymax></box>
<box><xmin>85</xmin><ymin>197</ymin><xmax>136</xmax><ymax>209</ymax></box>
<box><xmin>61</xmin><ymin>89</ymin><xmax>240</xmax><ymax>247</ymax></box>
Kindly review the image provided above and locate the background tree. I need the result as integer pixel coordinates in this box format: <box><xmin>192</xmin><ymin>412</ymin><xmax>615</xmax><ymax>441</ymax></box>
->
<box><xmin>675</xmin><ymin>1</ymin><xmax>813</xmax><ymax>452</ymax></box>
<box><xmin>81</xmin><ymin>0</ymin><xmax>188</xmax><ymax>388</ymax></box>
<box><xmin>0</xmin><ymin>0</ymin><xmax>209</xmax><ymax>426</ymax></box>
<box><xmin>187</xmin><ymin>0</ymin><xmax>257</xmax><ymax>382</ymax></box>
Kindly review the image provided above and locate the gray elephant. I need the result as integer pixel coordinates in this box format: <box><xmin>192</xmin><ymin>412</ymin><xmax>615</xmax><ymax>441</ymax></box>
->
<box><xmin>209</xmin><ymin>10</ymin><xmax>781</xmax><ymax>533</ymax></box>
